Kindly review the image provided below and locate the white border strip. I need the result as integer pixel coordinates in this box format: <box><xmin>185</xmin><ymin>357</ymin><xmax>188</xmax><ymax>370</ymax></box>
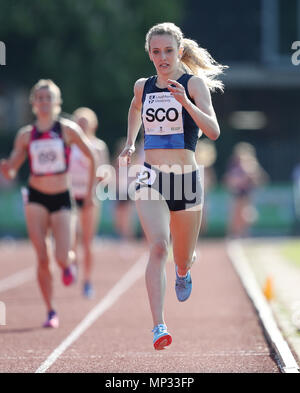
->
<box><xmin>227</xmin><ymin>240</ymin><xmax>300</xmax><ymax>373</ymax></box>
<box><xmin>35</xmin><ymin>253</ymin><xmax>148</xmax><ymax>373</ymax></box>
<box><xmin>0</xmin><ymin>267</ymin><xmax>35</xmax><ymax>293</ymax></box>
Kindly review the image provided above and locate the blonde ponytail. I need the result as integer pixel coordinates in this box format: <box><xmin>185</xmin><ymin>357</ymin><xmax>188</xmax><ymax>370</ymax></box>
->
<box><xmin>181</xmin><ymin>38</ymin><xmax>227</xmax><ymax>92</ymax></box>
<box><xmin>145</xmin><ymin>22</ymin><xmax>227</xmax><ymax>92</ymax></box>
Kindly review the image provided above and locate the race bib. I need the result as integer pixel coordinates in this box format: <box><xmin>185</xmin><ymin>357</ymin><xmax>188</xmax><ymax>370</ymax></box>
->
<box><xmin>142</xmin><ymin>92</ymin><xmax>183</xmax><ymax>135</ymax></box>
<box><xmin>136</xmin><ymin>165</ymin><xmax>157</xmax><ymax>186</ymax></box>
<box><xmin>30</xmin><ymin>139</ymin><xmax>66</xmax><ymax>175</ymax></box>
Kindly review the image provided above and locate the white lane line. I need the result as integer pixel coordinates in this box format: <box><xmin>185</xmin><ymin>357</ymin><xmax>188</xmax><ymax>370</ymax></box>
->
<box><xmin>227</xmin><ymin>240</ymin><xmax>300</xmax><ymax>374</ymax></box>
<box><xmin>35</xmin><ymin>253</ymin><xmax>148</xmax><ymax>373</ymax></box>
<box><xmin>0</xmin><ymin>267</ymin><xmax>36</xmax><ymax>293</ymax></box>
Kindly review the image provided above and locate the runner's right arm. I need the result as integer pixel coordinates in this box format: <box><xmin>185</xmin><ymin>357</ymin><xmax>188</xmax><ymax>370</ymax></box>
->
<box><xmin>119</xmin><ymin>78</ymin><xmax>146</xmax><ymax>164</ymax></box>
<box><xmin>0</xmin><ymin>126</ymin><xmax>30</xmax><ymax>180</ymax></box>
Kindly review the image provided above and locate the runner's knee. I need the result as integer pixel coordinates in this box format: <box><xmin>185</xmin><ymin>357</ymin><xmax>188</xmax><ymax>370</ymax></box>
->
<box><xmin>34</xmin><ymin>243</ymin><xmax>49</xmax><ymax>266</ymax></box>
<box><xmin>150</xmin><ymin>239</ymin><xmax>169</xmax><ymax>260</ymax></box>
<box><xmin>37</xmin><ymin>256</ymin><xmax>50</xmax><ymax>274</ymax></box>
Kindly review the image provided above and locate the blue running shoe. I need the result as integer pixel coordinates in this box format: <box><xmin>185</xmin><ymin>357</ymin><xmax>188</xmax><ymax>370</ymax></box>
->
<box><xmin>175</xmin><ymin>267</ymin><xmax>192</xmax><ymax>302</ymax></box>
<box><xmin>152</xmin><ymin>324</ymin><xmax>172</xmax><ymax>350</ymax></box>
<box><xmin>83</xmin><ymin>281</ymin><xmax>94</xmax><ymax>299</ymax></box>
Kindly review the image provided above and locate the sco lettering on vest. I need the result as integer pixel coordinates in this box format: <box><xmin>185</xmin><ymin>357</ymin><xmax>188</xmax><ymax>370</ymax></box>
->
<box><xmin>142</xmin><ymin>92</ymin><xmax>183</xmax><ymax>135</ymax></box>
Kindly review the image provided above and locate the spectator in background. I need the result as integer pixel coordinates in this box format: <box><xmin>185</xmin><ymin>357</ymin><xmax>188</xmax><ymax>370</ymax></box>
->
<box><xmin>69</xmin><ymin>107</ymin><xmax>110</xmax><ymax>298</ymax></box>
<box><xmin>195</xmin><ymin>138</ymin><xmax>217</xmax><ymax>234</ymax></box>
<box><xmin>223</xmin><ymin>142</ymin><xmax>268</xmax><ymax>238</ymax></box>
<box><xmin>0</xmin><ymin>79</ymin><xmax>95</xmax><ymax>328</ymax></box>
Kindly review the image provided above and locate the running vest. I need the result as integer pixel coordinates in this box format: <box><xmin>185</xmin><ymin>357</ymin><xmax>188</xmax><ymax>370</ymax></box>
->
<box><xmin>69</xmin><ymin>144</ymin><xmax>90</xmax><ymax>199</ymax></box>
<box><xmin>141</xmin><ymin>74</ymin><xmax>199</xmax><ymax>152</ymax></box>
<box><xmin>28</xmin><ymin>120</ymin><xmax>70</xmax><ymax>176</ymax></box>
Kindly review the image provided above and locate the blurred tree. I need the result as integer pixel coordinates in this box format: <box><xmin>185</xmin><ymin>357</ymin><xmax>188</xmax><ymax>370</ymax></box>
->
<box><xmin>0</xmin><ymin>0</ymin><xmax>184</xmax><ymax>149</ymax></box>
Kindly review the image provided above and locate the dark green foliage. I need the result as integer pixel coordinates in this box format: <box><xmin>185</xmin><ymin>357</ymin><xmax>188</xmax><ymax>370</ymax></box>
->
<box><xmin>0</xmin><ymin>0</ymin><xmax>184</xmax><ymax>150</ymax></box>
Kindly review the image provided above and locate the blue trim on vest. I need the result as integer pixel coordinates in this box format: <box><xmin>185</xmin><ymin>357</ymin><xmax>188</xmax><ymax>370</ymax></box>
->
<box><xmin>144</xmin><ymin>134</ymin><xmax>185</xmax><ymax>149</ymax></box>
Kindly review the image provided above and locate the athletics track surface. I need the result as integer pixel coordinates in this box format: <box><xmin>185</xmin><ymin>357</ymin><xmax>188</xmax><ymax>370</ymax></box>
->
<box><xmin>0</xmin><ymin>239</ymin><xmax>279</xmax><ymax>373</ymax></box>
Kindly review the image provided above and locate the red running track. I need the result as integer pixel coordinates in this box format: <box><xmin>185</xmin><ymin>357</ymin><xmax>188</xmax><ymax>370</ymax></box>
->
<box><xmin>0</xmin><ymin>239</ymin><xmax>280</xmax><ymax>373</ymax></box>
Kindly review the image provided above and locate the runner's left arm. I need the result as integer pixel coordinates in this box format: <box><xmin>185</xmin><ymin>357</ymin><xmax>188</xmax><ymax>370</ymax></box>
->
<box><xmin>167</xmin><ymin>77</ymin><xmax>220</xmax><ymax>141</ymax></box>
<box><xmin>62</xmin><ymin>120</ymin><xmax>96</xmax><ymax>206</ymax></box>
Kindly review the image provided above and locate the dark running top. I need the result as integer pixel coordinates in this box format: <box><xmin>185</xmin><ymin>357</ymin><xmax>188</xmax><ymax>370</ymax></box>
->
<box><xmin>28</xmin><ymin>120</ymin><xmax>70</xmax><ymax>176</ymax></box>
<box><xmin>141</xmin><ymin>73</ymin><xmax>200</xmax><ymax>152</ymax></box>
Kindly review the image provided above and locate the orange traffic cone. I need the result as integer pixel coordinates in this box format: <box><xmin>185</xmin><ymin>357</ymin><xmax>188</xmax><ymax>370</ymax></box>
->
<box><xmin>263</xmin><ymin>276</ymin><xmax>274</xmax><ymax>301</ymax></box>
